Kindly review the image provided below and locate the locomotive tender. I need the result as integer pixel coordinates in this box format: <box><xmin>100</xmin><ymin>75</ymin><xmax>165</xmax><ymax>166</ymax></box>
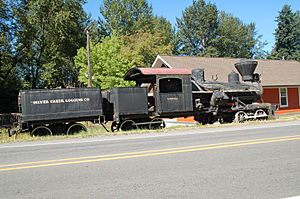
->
<box><xmin>8</xmin><ymin>88</ymin><xmax>105</xmax><ymax>136</ymax></box>
<box><xmin>7</xmin><ymin>60</ymin><xmax>274</xmax><ymax>136</ymax></box>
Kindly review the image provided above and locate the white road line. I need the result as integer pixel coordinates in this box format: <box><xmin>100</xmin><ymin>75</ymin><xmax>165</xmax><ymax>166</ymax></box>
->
<box><xmin>0</xmin><ymin>121</ymin><xmax>299</xmax><ymax>149</ymax></box>
<box><xmin>283</xmin><ymin>196</ymin><xmax>300</xmax><ymax>199</ymax></box>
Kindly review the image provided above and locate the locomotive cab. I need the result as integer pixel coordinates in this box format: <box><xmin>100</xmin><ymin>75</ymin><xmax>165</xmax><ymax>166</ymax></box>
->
<box><xmin>156</xmin><ymin>75</ymin><xmax>193</xmax><ymax>116</ymax></box>
<box><xmin>124</xmin><ymin>68</ymin><xmax>194</xmax><ymax>118</ymax></box>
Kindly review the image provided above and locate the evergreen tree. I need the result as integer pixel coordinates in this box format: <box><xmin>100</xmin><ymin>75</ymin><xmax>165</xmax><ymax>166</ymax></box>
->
<box><xmin>294</xmin><ymin>11</ymin><xmax>300</xmax><ymax>60</ymax></box>
<box><xmin>176</xmin><ymin>0</ymin><xmax>262</xmax><ymax>58</ymax></box>
<box><xmin>271</xmin><ymin>4</ymin><xmax>298</xmax><ymax>60</ymax></box>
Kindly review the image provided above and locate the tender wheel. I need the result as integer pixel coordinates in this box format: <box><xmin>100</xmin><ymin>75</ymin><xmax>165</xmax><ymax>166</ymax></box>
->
<box><xmin>234</xmin><ymin>111</ymin><xmax>247</xmax><ymax>123</ymax></box>
<box><xmin>8</xmin><ymin>128</ymin><xmax>16</xmax><ymax>137</ymax></box>
<box><xmin>111</xmin><ymin>121</ymin><xmax>119</xmax><ymax>132</ymax></box>
<box><xmin>31</xmin><ymin>126</ymin><xmax>52</xmax><ymax>137</ymax></box>
<box><xmin>149</xmin><ymin>118</ymin><xmax>166</xmax><ymax>130</ymax></box>
<box><xmin>66</xmin><ymin>123</ymin><xmax>87</xmax><ymax>135</ymax></box>
<box><xmin>254</xmin><ymin>109</ymin><xmax>267</xmax><ymax>120</ymax></box>
<box><xmin>119</xmin><ymin>120</ymin><xmax>137</xmax><ymax>131</ymax></box>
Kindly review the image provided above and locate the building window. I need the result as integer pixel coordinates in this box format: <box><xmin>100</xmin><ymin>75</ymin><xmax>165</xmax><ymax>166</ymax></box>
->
<box><xmin>279</xmin><ymin>88</ymin><xmax>288</xmax><ymax>107</ymax></box>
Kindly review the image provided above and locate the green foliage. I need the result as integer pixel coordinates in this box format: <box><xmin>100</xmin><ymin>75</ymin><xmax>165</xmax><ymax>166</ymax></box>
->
<box><xmin>75</xmin><ymin>36</ymin><xmax>134</xmax><ymax>90</ymax></box>
<box><xmin>176</xmin><ymin>0</ymin><xmax>263</xmax><ymax>58</ymax></box>
<box><xmin>176</xmin><ymin>0</ymin><xmax>218</xmax><ymax>55</ymax></box>
<box><xmin>74</xmin><ymin>30</ymin><xmax>172</xmax><ymax>90</ymax></box>
<box><xmin>209</xmin><ymin>12</ymin><xmax>257</xmax><ymax>58</ymax></box>
<box><xmin>295</xmin><ymin>12</ymin><xmax>300</xmax><ymax>60</ymax></box>
<box><xmin>153</xmin><ymin>16</ymin><xmax>176</xmax><ymax>46</ymax></box>
<box><xmin>251</xmin><ymin>35</ymin><xmax>269</xmax><ymax>59</ymax></box>
<box><xmin>271</xmin><ymin>5</ymin><xmax>300</xmax><ymax>60</ymax></box>
<box><xmin>76</xmin><ymin>11</ymin><xmax>174</xmax><ymax>88</ymax></box>
<box><xmin>98</xmin><ymin>0</ymin><xmax>154</xmax><ymax>36</ymax></box>
<box><xmin>121</xmin><ymin>31</ymin><xmax>173</xmax><ymax>67</ymax></box>
<box><xmin>14</xmin><ymin>0</ymin><xmax>88</xmax><ymax>88</ymax></box>
<box><xmin>97</xmin><ymin>0</ymin><xmax>174</xmax><ymax>67</ymax></box>
<box><xmin>0</xmin><ymin>0</ymin><xmax>20</xmax><ymax>89</ymax></box>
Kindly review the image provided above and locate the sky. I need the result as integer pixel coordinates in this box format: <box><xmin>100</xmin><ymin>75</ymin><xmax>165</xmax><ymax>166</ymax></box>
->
<box><xmin>83</xmin><ymin>0</ymin><xmax>300</xmax><ymax>52</ymax></box>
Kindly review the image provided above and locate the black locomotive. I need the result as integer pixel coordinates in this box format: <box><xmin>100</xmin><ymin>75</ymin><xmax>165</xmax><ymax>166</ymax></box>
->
<box><xmin>191</xmin><ymin>60</ymin><xmax>272</xmax><ymax>124</ymax></box>
<box><xmin>5</xmin><ymin>60</ymin><xmax>274</xmax><ymax>136</ymax></box>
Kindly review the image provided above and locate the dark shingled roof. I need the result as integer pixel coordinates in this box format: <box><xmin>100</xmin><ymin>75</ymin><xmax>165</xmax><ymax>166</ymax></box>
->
<box><xmin>152</xmin><ymin>55</ymin><xmax>300</xmax><ymax>87</ymax></box>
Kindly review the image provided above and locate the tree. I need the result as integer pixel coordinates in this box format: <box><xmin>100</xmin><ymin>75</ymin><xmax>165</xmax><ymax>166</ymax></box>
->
<box><xmin>0</xmin><ymin>0</ymin><xmax>21</xmax><ymax>112</ymax></box>
<box><xmin>176</xmin><ymin>1</ymin><xmax>264</xmax><ymax>58</ymax></box>
<box><xmin>208</xmin><ymin>12</ymin><xmax>258</xmax><ymax>58</ymax></box>
<box><xmin>251</xmin><ymin>35</ymin><xmax>269</xmax><ymax>59</ymax></box>
<box><xmin>98</xmin><ymin>0</ymin><xmax>175</xmax><ymax>66</ymax></box>
<box><xmin>75</xmin><ymin>36</ymin><xmax>134</xmax><ymax>90</ymax></box>
<box><xmin>14</xmin><ymin>0</ymin><xmax>89</xmax><ymax>88</ymax></box>
<box><xmin>271</xmin><ymin>4</ymin><xmax>299</xmax><ymax>60</ymax></box>
<box><xmin>121</xmin><ymin>31</ymin><xmax>173</xmax><ymax>67</ymax></box>
<box><xmin>0</xmin><ymin>0</ymin><xmax>20</xmax><ymax>89</ymax></box>
<box><xmin>176</xmin><ymin>0</ymin><xmax>218</xmax><ymax>55</ymax></box>
<box><xmin>294</xmin><ymin>11</ymin><xmax>300</xmax><ymax>60</ymax></box>
<box><xmin>98</xmin><ymin>0</ymin><xmax>153</xmax><ymax>36</ymax></box>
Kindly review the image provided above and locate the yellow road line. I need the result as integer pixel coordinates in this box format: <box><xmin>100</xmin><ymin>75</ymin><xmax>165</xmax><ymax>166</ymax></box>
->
<box><xmin>1</xmin><ymin>135</ymin><xmax>300</xmax><ymax>172</ymax></box>
<box><xmin>1</xmin><ymin>134</ymin><xmax>299</xmax><ymax>168</ymax></box>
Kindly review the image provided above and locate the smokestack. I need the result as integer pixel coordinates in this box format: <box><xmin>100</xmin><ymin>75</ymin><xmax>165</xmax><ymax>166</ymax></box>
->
<box><xmin>234</xmin><ymin>60</ymin><xmax>258</xmax><ymax>82</ymax></box>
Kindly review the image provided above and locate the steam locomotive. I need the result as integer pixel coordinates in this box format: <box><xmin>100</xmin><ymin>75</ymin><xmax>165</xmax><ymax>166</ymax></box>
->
<box><xmin>7</xmin><ymin>60</ymin><xmax>274</xmax><ymax>136</ymax></box>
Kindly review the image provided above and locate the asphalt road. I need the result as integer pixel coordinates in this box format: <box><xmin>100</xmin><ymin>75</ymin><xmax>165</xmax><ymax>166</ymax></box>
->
<box><xmin>0</xmin><ymin>121</ymin><xmax>300</xmax><ymax>199</ymax></box>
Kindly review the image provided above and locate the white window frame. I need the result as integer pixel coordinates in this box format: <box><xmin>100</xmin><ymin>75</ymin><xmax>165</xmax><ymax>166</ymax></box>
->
<box><xmin>279</xmin><ymin>87</ymin><xmax>288</xmax><ymax>107</ymax></box>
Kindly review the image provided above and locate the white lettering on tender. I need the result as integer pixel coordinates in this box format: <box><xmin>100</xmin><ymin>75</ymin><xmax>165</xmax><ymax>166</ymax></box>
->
<box><xmin>32</xmin><ymin>98</ymin><xmax>90</xmax><ymax>105</ymax></box>
<box><xmin>65</xmin><ymin>98</ymin><xmax>84</xmax><ymax>103</ymax></box>
<box><xmin>49</xmin><ymin>99</ymin><xmax>65</xmax><ymax>103</ymax></box>
<box><xmin>32</xmin><ymin>100</ymin><xmax>49</xmax><ymax>104</ymax></box>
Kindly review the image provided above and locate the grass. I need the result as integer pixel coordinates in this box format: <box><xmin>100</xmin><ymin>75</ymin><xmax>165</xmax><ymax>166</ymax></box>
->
<box><xmin>0</xmin><ymin>123</ymin><xmax>186</xmax><ymax>144</ymax></box>
<box><xmin>276</xmin><ymin>114</ymin><xmax>300</xmax><ymax>121</ymax></box>
<box><xmin>1</xmin><ymin>113</ymin><xmax>300</xmax><ymax>144</ymax></box>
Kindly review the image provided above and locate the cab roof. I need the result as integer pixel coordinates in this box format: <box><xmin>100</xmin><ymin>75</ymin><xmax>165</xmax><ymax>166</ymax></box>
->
<box><xmin>124</xmin><ymin>68</ymin><xmax>191</xmax><ymax>83</ymax></box>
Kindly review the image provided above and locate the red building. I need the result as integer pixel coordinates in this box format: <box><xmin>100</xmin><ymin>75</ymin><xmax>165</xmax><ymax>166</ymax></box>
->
<box><xmin>152</xmin><ymin>55</ymin><xmax>300</xmax><ymax>110</ymax></box>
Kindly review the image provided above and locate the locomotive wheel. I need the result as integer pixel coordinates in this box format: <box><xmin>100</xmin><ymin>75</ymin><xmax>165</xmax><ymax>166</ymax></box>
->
<box><xmin>149</xmin><ymin>118</ymin><xmax>166</xmax><ymax>130</ymax></box>
<box><xmin>207</xmin><ymin>113</ymin><xmax>216</xmax><ymax>124</ymax></box>
<box><xmin>66</xmin><ymin>123</ymin><xmax>87</xmax><ymax>135</ymax></box>
<box><xmin>31</xmin><ymin>126</ymin><xmax>52</xmax><ymax>137</ymax></box>
<box><xmin>254</xmin><ymin>109</ymin><xmax>268</xmax><ymax>120</ymax></box>
<box><xmin>219</xmin><ymin>116</ymin><xmax>234</xmax><ymax>124</ymax></box>
<box><xmin>111</xmin><ymin>121</ymin><xmax>119</xmax><ymax>132</ymax></box>
<box><xmin>199</xmin><ymin>113</ymin><xmax>216</xmax><ymax>125</ymax></box>
<box><xmin>234</xmin><ymin>111</ymin><xmax>247</xmax><ymax>123</ymax></box>
<box><xmin>120</xmin><ymin>120</ymin><xmax>137</xmax><ymax>131</ymax></box>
